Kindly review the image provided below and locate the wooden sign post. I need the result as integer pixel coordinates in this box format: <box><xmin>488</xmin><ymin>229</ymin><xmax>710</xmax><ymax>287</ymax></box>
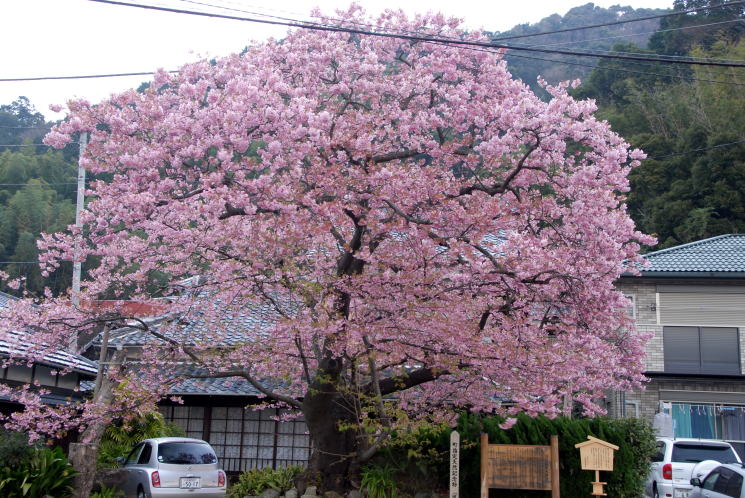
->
<box><xmin>450</xmin><ymin>431</ymin><xmax>460</xmax><ymax>498</ymax></box>
<box><xmin>574</xmin><ymin>436</ymin><xmax>619</xmax><ymax>497</ymax></box>
<box><xmin>480</xmin><ymin>434</ymin><xmax>560</xmax><ymax>498</ymax></box>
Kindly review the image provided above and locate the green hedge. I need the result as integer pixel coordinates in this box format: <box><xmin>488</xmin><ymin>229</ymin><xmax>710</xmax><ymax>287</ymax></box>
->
<box><xmin>376</xmin><ymin>413</ymin><xmax>656</xmax><ymax>498</ymax></box>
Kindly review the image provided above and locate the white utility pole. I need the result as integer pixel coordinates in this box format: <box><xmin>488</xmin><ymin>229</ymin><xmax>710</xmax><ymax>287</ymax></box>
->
<box><xmin>71</xmin><ymin>132</ymin><xmax>87</xmax><ymax>307</ymax></box>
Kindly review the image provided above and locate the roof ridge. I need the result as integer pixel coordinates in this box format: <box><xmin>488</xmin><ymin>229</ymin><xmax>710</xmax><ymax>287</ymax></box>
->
<box><xmin>642</xmin><ymin>233</ymin><xmax>741</xmax><ymax>259</ymax></box>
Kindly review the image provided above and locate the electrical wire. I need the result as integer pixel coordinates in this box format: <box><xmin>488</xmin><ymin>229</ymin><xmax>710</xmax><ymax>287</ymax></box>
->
<box><xmin>0</xmin><ymin>71</ymin><xmax>178</xmax><ymax>83</ymax></box>
<box><xmin>491</xmin><ymin>0</ymin><xmax>745</xmax><ymax>41</ymax></box>
<box><xmin>522</xmin><ymin>18</ymin><xmax>745</xmax><ymax>51</ymax></box>
<box><xmin>0</xmin><ymin>183</ymin><xmax>79</xmax><ymax>186</ymax></box>
<box><xmin>0</xmin><ymin>3</ymin><xmax>742</xmax><ymax>83</ymax></box>
<box><xmin>183</xmin><ymin>0</ymin><xmax>745</xmax><ymax>64</ymax></box>
<box><xmin>0</xmin><ymin>143</ymin><xmax>55</xmax><ymax>147</ymax></box>
<box><xmin>648</xmin><ymin>139</ymin><xmax>745</xmax><ymax>160</ymax></box>
<box><xmin>83</xmin><ymin>0</ymin><xmax>745</xmax><ymax>68</ymax></box>
<box><xmin>503</xmin><ymin>52</ymin><xmax>745</xmax><ymax>87</ymax></box>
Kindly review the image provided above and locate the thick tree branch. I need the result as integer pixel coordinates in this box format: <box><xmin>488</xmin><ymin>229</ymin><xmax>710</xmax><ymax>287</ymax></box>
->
<box><xmin>371</xmin><ymin>150</ymin><xmax>421</xmax><ymax>164</ymax></box>
<box><xmin>452</xmin><ymin>139</ymin><xmax>541</xmax><ymax>198</ymax></box>
<box><xmin>218</xmin><ymin>202</ymin><xmax>280</xmax><ymax>220</ymax></box>
<box><xmin>371</xmin><ymin>366</ymin><xmax>449</xmax><ymax>396</ymax></box>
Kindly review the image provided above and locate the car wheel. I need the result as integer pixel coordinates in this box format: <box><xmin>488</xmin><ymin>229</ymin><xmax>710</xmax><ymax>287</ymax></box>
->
<box><xmin>137</xmin><ymin>486</ymin><xmax>147</xmax><ymax>498</ymax></box>
<box><xmin>652</xmin><ymin>483</ymin><xmax>660</xmax><ymax>498</ymax></box>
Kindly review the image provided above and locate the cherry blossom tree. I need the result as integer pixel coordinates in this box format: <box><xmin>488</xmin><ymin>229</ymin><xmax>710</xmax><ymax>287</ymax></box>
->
<box><xmin>4</xmin><ymin>6</ymin><xmax>654</xmax><ymax>493</ymax></box>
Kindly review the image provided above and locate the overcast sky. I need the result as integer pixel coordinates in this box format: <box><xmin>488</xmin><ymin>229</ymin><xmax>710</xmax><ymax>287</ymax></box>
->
<box><xmin>2</xmin><ymin>0</ymin><xmax>673</xmax><ymax>120</ymax></box>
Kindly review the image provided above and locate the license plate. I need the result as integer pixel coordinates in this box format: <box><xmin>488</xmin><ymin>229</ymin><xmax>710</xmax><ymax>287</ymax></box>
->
<box><xmin>180</xmin><ymin>477</ymin><xmax>201</xmax><ymax>489</ymax></box>
<box><xmin>673</xmin><ymin>490</ymin><xmax>689</xmax><ymax>498</ymax></box>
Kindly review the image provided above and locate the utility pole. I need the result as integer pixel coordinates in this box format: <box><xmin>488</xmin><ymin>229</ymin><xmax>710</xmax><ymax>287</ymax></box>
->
<box><xmin>71</xmin><ymin>132</ymin><xmax>87</xmax><ymax>307</ymax></box>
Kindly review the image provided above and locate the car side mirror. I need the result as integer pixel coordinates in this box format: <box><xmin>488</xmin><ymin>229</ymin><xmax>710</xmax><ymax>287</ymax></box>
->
<box><xmin>690</xmin><ymin>477</ymin><xmax>702</xmax><ymax>487</ymax></box>
<box><xmin>115</xmin><ymin>456</ymin><xmax>126</xmax><ymax>467</ymax></box>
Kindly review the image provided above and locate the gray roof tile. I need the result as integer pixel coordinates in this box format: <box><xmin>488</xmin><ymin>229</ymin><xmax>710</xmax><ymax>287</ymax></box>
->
<box><xmin>0</xmin><ymin>293</ymin><xmax>97</xmax><ymax>375</ymax></box>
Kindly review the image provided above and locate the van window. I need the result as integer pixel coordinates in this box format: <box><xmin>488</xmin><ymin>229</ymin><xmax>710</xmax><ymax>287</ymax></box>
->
<box><xmin>652</xmin><ymin>441</ymin><xmax>666</xmax><ymax>462</ymax></box>
<box><xmin>672</xmin><ymin>443</ymin><xmax>738</xmax><ymax>464</ymax></box>
<box><xmin>137</xmin><ymin>443</ymin><xmax>152</xmax><ymax>465</ymax></box>
<box><xmin>157</xmin><ymin>442</ymin><xmax>217</xmax><ymax>464</ymax></box>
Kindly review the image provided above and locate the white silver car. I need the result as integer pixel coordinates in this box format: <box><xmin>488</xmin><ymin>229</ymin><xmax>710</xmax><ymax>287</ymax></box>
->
<box><xmin>118</xmin><ymin>437</ymin><xmax>227</xmax><ymax>498</ymax></box>
<box><xmin>690</xmin><ymin>463</ymin><xmax>745</xmax><ymax>498</ymax></box>
<box><xmin>645</xmin><ymin>438</ymin><xmax>741</xmax><ymax>498</ymax></box>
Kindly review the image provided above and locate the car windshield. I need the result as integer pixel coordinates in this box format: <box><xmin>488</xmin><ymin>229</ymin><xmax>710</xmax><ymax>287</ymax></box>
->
<box><xmin>672</xmin><ymin>443</ymin><xmax>739</xmax><ymax>463</ymax></box>
<box><xmin>157</xmin><ymin>442</ymin><xmax>217</xmax><ymax>465</ymax></box>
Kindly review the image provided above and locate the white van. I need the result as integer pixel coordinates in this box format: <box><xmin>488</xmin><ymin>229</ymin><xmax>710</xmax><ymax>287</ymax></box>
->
<box><xmin>645</xmin><ymin>438</ymin><xmax>741</xmax><ymax>498</ymax></box>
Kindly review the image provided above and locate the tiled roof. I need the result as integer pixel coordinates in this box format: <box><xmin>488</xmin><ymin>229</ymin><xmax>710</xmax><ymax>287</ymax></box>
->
<box><xmin>168</xmin><ymin>376</ymin><xmax>263</xmax><ymax>396</ymax></box>
<box><xmin>81</xmin><ymin>368</ymin><xmax>276</xmax><ymax>397</ymax></box>
<box><xmin>105</xmin><ymin>299</ymin><xmax>297</xmax><ymax>347</ymax></box>
<box><xmin>0</xmin><ymin>293</ymin><xmax>97</xmax><ymax>375</ymax></box>
<box><xmin>0</xmin><ymin>291</ymin><xmax>17</xmax><ymax>308</ymax></box>
<box><xmin>638</xmin><ymin>234</ymin><xmax>745</xmax><ymax>275</ymax></box>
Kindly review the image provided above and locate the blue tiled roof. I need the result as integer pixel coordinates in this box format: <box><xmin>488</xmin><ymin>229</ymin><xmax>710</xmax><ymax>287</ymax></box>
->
<box><xmin>640</xmin><ymin>234</ymin><xmax>745</xmax><ymax>275</ymax></box>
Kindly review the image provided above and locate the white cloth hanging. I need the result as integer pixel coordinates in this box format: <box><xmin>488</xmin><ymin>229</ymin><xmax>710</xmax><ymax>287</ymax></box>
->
<box><xmin>654</xmin><ymin>411</ymin><xmax>674</xmax><ymax>437</ymax></box>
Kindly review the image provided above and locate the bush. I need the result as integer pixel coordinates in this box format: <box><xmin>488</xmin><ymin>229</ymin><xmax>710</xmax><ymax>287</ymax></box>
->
<box><xmin>0</xmin><ymin>429</ymin><xmax>33</xmax><ymax>469</ymax></box>
<box><xmin>97</xmin><ymin>411</ymin><xmax>185</xmax><ymax>468</ymax></box>
<box><xmin>0</xmin><ymin>445</ymin><xmax>77</xmax><ymax>497</ymax></box>
<box><xmin>228</xmin><ymin>465</ymin><xmax>303</xmax><ymax>498</ymax></box>
<box><xmin>375</xmin><ymin>413</ymin><xmax>656</xmax><ymax>498</ymax></box>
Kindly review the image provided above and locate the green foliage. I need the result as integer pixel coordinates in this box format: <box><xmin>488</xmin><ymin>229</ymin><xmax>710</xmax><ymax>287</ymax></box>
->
<box><xmin>573</xmin><ymin>31</ymin><xmax>745</xmax><ymax>249</ymax></box>
<box><xmin>90</xmin><ymin>485</ymin><xmax>124</xmax><ymax>498</ymax></box>
<box><xmin>360</xmin><ymin>464</ymin><xmax>399</xmax><ymax>498</ymax></box>
<box><xmin>227</xmin><ymin>465</ymin><xmax>303</xmax><ymax>498</ymax></box>
<box><xmin>0</xmin><ymin>446</ymin><xmax>76</xmax><ymax>497</ymax></box>
<box><xmin>97</xmin><ymin>411</ymin><xmax>185</xmax><ymax>469</ymax></box>
<box><xmin>376</xmin><ymin>413</ymin><xmax>656</xmax><ymax>498</ymax></box>
<box><xmin>0</xmin><ymin>429</ymin><xmax>32</xmax><ymax>468</ymax></box>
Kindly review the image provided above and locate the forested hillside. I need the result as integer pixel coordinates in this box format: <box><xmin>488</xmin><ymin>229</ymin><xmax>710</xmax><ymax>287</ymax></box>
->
<box><xmin>574</xmin><ymin>0</ymin><xmax>745</xmax><ymax>248</ymax></box>
<box><xmin>494</xmin><ymin>3</ymin><xmax>667</xmax><ymax>94</ymax></box>
<box><xmin>0</xmin><ymin>98</ymin><xmax>76</xmax><ymax>295</ymax></box>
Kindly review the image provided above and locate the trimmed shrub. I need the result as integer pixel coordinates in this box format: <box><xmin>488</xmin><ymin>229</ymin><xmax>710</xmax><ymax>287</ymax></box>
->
<box><xmin>374</xmin><ymin>413</ymin><xmax>656</xmax><ymax>498</ymax></box>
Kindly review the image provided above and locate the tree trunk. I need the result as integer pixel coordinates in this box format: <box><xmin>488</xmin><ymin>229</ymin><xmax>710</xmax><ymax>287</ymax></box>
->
<box><xmin>301</xmin><ymin>358</ymin><xmax>362</xmax><ymax>494</ymax></box>
<box><xmin>70</xmin><ymin>345</ymin><xmax>122</xmax><ymax>498</ymax></box>
<box><xmin>69</xmin><ymin>442</ymin><xmax>100</xmax><ymax>498</ymax></box>
<box><xmin>69</xmin><ymin>408</ymin><xmax>111</xmax><ymax>498</ymax></box>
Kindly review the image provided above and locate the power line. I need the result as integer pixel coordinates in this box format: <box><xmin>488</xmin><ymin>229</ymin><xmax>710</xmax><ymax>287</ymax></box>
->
<box><xmin>0</xmin><ymin>183</ymin><xmax>79</xmax><ymax>186</ymax></box>
<box><xmin>648</xmin><ymin>139</ymin><xmax>745</xmax><ymax>160</ymax></box>
<box><xmin>184</xmin><ymin>0</ymin><xmax>745</xmax><ymax>64</ymax></box>
<box><xmin>524</xmin><ymin>18</ymin><xmax>745</xmax><ymax>51</ymax></box>
<box><xmin>85</xmin><ymin>0</ymin><xmax>745</xmax><ymax>68</ymax></box>
<box><xmin>0</xmin><ymin>71</ymin><xmax>178</xmax><ymax>83</ymax></box>
<box><xmin>491</xmin><ymin>0</ymin><xmax>745</xmax><ymax>41</ymax></box>
<box><xmin>503</xmin><ymin>52</ymin><xmax>745</xmax><ymax>87</ymax></box>
<box><xmin>0</xmin><ymin>3</ymin><xmax>741</xmax><ymax>84</ymax></box>
<box><xmin>0</xmin><ymin>143</ymin><xmax>56</xmax><ymax>147</ymax></box>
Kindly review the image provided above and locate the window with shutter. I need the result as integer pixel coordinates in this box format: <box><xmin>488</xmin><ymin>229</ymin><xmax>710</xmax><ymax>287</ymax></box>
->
<box><xmin>663</xmin><ymin>326</ymin><xmax>740</xmax><ymax>374</ymax></box>
<box><xmin>701</xmin><ymin>328</ymin><xmax>740</xmax><ymax>374</ymax></box>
